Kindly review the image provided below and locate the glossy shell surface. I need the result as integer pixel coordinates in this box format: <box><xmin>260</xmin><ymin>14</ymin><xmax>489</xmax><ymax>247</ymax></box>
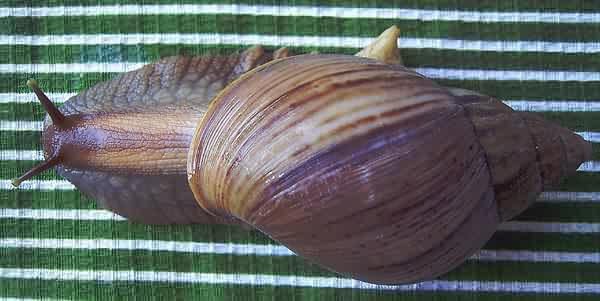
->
<box><xmin>188</xmin><ymin>54</ymin><xmax>499</xmax><ymax>284</ymax></box>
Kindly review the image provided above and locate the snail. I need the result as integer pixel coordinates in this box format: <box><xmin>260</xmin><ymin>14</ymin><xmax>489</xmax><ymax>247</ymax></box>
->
<box><xmin>13</xmin><ymin>26</ymin><xmax>592</xmax><ymax>285</ymax></box>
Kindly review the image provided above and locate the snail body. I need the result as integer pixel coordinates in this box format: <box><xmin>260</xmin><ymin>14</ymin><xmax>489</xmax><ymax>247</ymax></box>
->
<box><xmin>20</xmin><ymin>46</ymin><xmax>287</xmax><ymax>224</ymax></box>
<box><xmin>15</xmin><ymin>27</ymin><xmax>591</xmax><ymax>284</ymax></box>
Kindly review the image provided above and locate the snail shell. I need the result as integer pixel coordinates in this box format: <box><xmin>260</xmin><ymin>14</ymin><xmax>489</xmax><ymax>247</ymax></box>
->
<box><xmin>188</xmin><ymin>54</ymin><xmax>591</xmax><ymax>284</ymax></box>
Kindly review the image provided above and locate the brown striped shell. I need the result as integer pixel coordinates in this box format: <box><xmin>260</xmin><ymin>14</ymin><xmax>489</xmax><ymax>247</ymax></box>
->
<box><xmin>187</xmin><ymin>54</ymin><xmax>591</xmax><ymax>284</ymax></box>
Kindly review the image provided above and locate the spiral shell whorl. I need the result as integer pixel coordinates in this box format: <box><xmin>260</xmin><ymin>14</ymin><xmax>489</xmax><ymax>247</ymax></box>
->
<box><xmin>188</xmin><ymin>55</ymin><xmax>499</xmax><ymax>284</ymax></box>
<box><xmin>449</xmin><ymin>88</ymin><xmax>592</xmax><ymax>221</ymax></box>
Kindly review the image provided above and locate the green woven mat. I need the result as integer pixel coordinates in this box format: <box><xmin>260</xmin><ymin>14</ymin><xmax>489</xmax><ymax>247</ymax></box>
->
<box><xmin>2</xmin><ymin>0</ymin><xmax>600</xmax><ymax>300</ymax></box>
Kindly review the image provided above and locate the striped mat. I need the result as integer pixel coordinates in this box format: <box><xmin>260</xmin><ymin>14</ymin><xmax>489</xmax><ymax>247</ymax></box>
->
<box><xmin>2</xmin><ymin>0</ymin><xmax>600</xmax><ymax>300</ymax></box>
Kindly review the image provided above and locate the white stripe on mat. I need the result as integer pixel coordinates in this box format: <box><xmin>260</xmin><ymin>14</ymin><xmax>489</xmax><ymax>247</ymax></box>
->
<box><xmin>2</xmin><ymin>179</ymin><xmax>600</xmax><ymax>203</ymax></box>
<box><xmin>504</xmin><ymin>100</ymin><xmax>600</xmax><ymax>112</ymax></box>
<box><xmin>418</xmin><ymin>67</ymin><xmax>600</xmax><ymax>82</ymax></box>
<box><xmin>4</xmin><ymin>62</ymin><xmax>600</xmax><ymax>82</ymax></box>
<box><xmin>12</xmin><ymin>149</ymin><xmax>600</xmax><ymax>171</ymax></box>
<box><xmin>577</xmin><ymin>131</ymin><xmax>600</xmax><ymax>143</ymax></box>
<box><xmin>3</xmin><ymin>92</ymin><xmax>600</xmax><ymax>113</ymax></box>
<box><xmin>0</xmin><ymin>268</ymin><xmax>599</xmax><ymax>293</ymax></box>
<box><xmin>12</xmin><ymin>122</ymin><xmax>600</xmax><ymax>140</ymax></box>
<box><xmin>578</xmin><ymin>161</ymin><xmax>600</xmax><ymax>172</ymax></box>
<box><xmin>22</xmin><ymin>149</ymin><xmax>600</xmax><ymax>169</ymax></box>
<box><xmin>539</xmin><ymin>192</ymin><xmax>600</xmax><ymax>203</ymax></box>
<box><xmin>3</xmin><ymin>33</ymin><xmax>600</xmax><ymax>54</ymax></box>
<box><xmin>0</xmin><ymin>120</ymin><xmax>42</xmax><ymax>131</ymax></box>
<box><xmin>2</xmin><ymin>4</ymin><xmax>600</xmax><ymax>24</ymax></box>
<box><xmin>0</xmin><ymin>208</ymin><xmax>597</xmax><ymax>234</ymax></box>
<box><xmin>473</xmin><ymin>249</ymin><xmax>600</xmax><ymax>263</ymax></box>
<box><xmin>8</xmin><ymin>150</ymin><xmax>591</xmax><ymax>171</ymax></box>
<box><xmin>0</xmin><ymin>238</ymin><xmax>294</xmax><ymax>256</ymax></box>
<box><xmin>1</xmin><ymin>237</ymin><xmax>599</xmax><ymax>264</ymax></box>
<box><xmin>3</xmin><ymin>177</ymin><xmax>600</xmax><ymax>203</ymax></box>
<box><xmin>0</xmin><ymin>92</ymin><xmax>75</xmax><ymax>104</ymax></box>
<box><xmin>0</xmin><ymin>209</ymin><xmax>123</xmax><ymax>220</ymax></box>
<box><xmin>498</xmin><ymin>221</ymin><xmax>600</xmax><ymax>233</ymax></box>
<box><xmin>0</xmin><ymin>180</ymin><xmax>75</xmax><ymax>190</ymax></box>
<box><xmin>0</xmin><ymin>150</ymin><xmax>43</xmax><ymax>161</ymax></box>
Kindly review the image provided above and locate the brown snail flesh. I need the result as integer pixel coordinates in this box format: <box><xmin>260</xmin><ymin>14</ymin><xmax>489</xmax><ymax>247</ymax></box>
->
<box><xmin>15</xmin><ymin>46</ymin><xmax>287</xmax><ymax>225</ymax></box>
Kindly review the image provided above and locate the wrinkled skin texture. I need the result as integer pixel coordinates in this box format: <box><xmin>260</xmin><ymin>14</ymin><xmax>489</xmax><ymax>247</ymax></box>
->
<box><xmin>48</xmin><ymin>47</ymin><xmax>286</xmax><ymax>224</ymax></box>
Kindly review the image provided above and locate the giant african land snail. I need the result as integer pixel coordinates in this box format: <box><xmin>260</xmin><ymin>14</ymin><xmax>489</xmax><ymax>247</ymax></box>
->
<box><xmin>14</xmin><ymin>26</ymin><xmax>591</xmax><ymax>284</ymax></box>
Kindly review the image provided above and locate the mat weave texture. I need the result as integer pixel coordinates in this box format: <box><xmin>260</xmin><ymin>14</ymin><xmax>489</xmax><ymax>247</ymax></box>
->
<box><xmin>1</xmin><ymin>0</ymin><xmax>600</xmax><ymax>300</ymax></box>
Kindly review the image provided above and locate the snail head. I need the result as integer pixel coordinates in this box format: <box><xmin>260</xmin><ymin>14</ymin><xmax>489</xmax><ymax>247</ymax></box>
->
<box><xmin>13</xmin><ymin>79</ymin><xmax>198</xmax><ymax>187</ymax></box>
<box><xmin>11</xmin><ymin>79</ymin><xmax>71</xmax><ymax>187</ymax></box>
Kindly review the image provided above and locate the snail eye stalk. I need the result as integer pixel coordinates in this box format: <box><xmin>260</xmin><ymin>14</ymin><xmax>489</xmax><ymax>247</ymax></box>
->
<box><xmin>11</xmin><ymin>155</ymin><xmax>61</xmax><ymax>187</ymax></box>
<box><xmin>12</xmin><ymin>79</ymin><xmax>66</xmax><ymax>187</ymax></box>
<box><xmin>27</xmin><ymin>79</ymin><xmax>69</xmax><ymax>128</ymax></box>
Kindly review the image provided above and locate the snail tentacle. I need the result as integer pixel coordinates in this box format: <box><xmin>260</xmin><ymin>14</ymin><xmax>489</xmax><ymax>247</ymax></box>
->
<box><xmin>26</xmin><ymin>79</ymin><xmax>70</xmax><ymax>128</ymax></box>
<box><xmin>355</xmin><ymin>25</ymin><xmax>403</xmax><ymax>65</ymax></box>
<box><xmin>12</xmin><ymin>155</ymin><xmax>61</xmax><ymax>187</ymax></box>
<box><xmin>13</xmin><ymin>80</ymin><xmax>66</xmax><ymax>187</ymax></box>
